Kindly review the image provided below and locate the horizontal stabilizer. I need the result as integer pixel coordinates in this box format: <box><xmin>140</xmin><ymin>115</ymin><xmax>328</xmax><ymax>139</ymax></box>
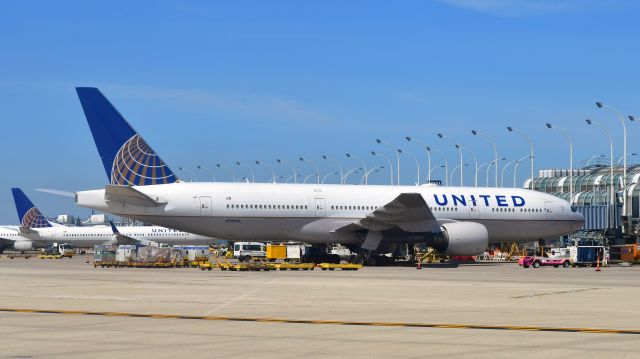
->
<box><xmin>104</xmin><ymin>185</ymin><xmax>166</xmax><ymax>208</ymax></box>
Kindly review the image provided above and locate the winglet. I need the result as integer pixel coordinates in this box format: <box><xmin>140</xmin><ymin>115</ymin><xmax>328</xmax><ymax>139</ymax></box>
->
<box><xmin>76</xmin><ymin>87</ymin><xmax>178</xmax><ymax>186</ymax></box>
<box><xmin>11</xmin><ymin>188</ymin><xmax>52</xmax><ymax>228</ymax></box>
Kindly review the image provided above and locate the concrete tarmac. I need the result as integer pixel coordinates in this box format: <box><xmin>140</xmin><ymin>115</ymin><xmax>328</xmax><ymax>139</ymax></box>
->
<box><xmin>0</xmin><ymin>257</ymin><xmax>638</xmax><ymax>358</ymax></box>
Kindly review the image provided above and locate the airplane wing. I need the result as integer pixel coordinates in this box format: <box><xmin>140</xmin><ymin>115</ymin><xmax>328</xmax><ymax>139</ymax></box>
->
<box><xmin>108</xmin><ymin>221</ymin><xmax>157</xmax><ymax>246</ymax></box>
<box><xmin>336</xmin><ymin>192</ymin><xmax>442</xmax><ymax>234</ymax></box>
<box><xmin>105</xmin><ymin>185</ymin><xmax>166</xmax><ymax>208</ymax></box>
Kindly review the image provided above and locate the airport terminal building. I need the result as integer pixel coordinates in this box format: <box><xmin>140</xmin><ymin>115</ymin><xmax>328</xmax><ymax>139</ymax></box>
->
<box><xmin>526</xmin><ymin>164</ymin><xmax>640</xmax><ymax>244</ymax></box>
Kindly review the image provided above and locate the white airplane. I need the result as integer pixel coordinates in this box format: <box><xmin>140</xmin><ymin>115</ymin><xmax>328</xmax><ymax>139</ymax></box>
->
<box><xmin>74</xmin><ymin>87</ymin><xmax>584</xmax><ymax>259</ymax></box>
<box><xmin>0</xmin><ymin>226</ymin><xmax>36</xmax><ymax>253</ymax></box>
<box><xmin>10</xmin><ymin>187</ymin><xmax>223</xmax><ymax>249</ymax></box>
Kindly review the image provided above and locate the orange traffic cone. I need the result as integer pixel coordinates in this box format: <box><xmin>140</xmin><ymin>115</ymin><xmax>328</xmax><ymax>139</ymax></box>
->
<box><xmin>416</xmin><ymin>257</ymin><xmax>422</xmax><ymax>270</ymax></box>
<box><xmin>595</xmin><ymin>256</ymin><xmax>601</xmax><ymax>272</ymax></box>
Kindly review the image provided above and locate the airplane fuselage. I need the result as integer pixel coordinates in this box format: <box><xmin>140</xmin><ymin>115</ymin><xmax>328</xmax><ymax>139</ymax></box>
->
<box><xmin>76</xmin><ymin>182</ymin><xmax>584</xmax><ymax>246</ymax></box>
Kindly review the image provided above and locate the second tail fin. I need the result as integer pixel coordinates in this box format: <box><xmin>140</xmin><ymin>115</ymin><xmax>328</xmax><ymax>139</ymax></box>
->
<box><xmin>76</xmin><ymin>87</ymin><xmax>178</xmax><ymax>186</ymax></box>
<box><xmin>11</xmin><ymin>188</ymin><xmax>52</xmax><ymax>228</ymax></box>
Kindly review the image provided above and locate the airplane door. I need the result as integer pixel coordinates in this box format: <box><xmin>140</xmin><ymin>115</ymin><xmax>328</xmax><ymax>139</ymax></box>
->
<box><xmin>544</xmin><ymin>201</ymin><xmax>552</xmax><ymax>220</ymax></box>
<box><xmin>199</xmin><ymin>196</ymin><xmax>212</xmax><ymax>216</ymax></box>
<box><xmin>314</xmin><ymin>198</ymin><xmax>326</xmax><ymax>217</ymax></box>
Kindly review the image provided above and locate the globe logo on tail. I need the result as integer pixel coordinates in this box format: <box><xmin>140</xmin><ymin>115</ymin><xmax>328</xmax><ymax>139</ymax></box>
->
<box><xmin>111</xmin><ymin>134</ymin><xmax>177</xmax><ymax>185</ymax></box>
<box><xmin>22</xmin><ymin>207</ymin><xmax>51</xmax><ymax>228</ymax></box>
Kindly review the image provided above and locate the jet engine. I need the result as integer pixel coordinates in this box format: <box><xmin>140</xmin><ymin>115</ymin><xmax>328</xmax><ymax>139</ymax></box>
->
<box><xmin>433</xmin><ymin>222</ymin><xmax>488</xmax><ymax>256</ymax></box>
<box><xmin>13</xmin><ymin>240</ymin><xmax>34</xmax><ymax>251</ymax></box>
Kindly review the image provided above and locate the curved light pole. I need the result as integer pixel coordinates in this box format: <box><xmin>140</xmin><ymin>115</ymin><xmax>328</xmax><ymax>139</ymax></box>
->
<box><xmin>346</xmin><ymin>153</ymin><xmax>369</xmax><ymax>185</ymax></box>
<box><xmin>299</xmin><ymin>157</ymin><xmax>320</xmax><ymax>184</ymax></box>
<box><xmin>477</xmin><ymin>160</ymin><xmax>492</xmax><ymax>186</ymax></box>
<box><xmin>397</xmin><ymin>149</ymin><xmax>420</xmax><ymax>185</ymax></box>
<box><xmin>507</xmin><ymin>127</ymin><xmax>535</xmax><ymax>189</ymax></box>
<box><xmin>486</xmin><ymin>157</ymin><xmax>507</xmax><ymax>186</ymax></box>
<box><xmin>178</xmin><ymin>166</ymin><xmax>197</xmax><ymax>182</ymax></box>
<box><xmin>438</xmin><ymin>133</ymin><xmax>463</xmax><ymax>187</ymax></box>
<box><xmin>586</xmin><ymin>119</ymin><xmax>615</xmax><ymax>227</ymax></box>
<box><xmin>501</xmin><ymin>160</ymin><xmax>515</xmax><ymax>187</ymax></box>
<box><xmin>322</xmin><ymin>171</ymin><xmax>339</xmax><ymax>184</ymax></box>
<box><xmin>255</xmin><ymin>160</ymin><xmax>277</xmax><ymax>183</ymax></box>
<box><xmin>371</xmin><ymin>151</ymin><xmax>393</xmax><ymax>185</ymax></box>
<box><xmin>546</xmin><ymin>123</ymin><xmax>573</xmax><ymax>204</ymax></box>
<box><xmin>405</xmin><ymin>136</ymin><xmax>430</xmax><ymax>182</ymax></box>
<box><xmin>376</xmin><ymin>139</ymin><xmax>400</xmax><ymax>185</ymax></box>
<box><xmin>235</xmin><ymin>161</ymin><xmax>255</xmax><ymax>183</ymax></box>
<box><xmin>277</xmin><ymin>159</ymin><xmax>297</xmax><ymax>184</ymax></box>
<box><xmin>427</xmin><ymin>147</ymin><xmax>448</xmax><ymax>186</ymax></box>
<box><xmin>196</xmin><ymin>164</ymin><xmax>216</xmax><ymax>181</ymax></box>
<box><xmin>472</xmin><ymin>130</ymin><xmax>498</xmax><ymax>187</ymax></box>
<box><xmin>285</xmin><ymin>174</ymin><xmax>301</xmax><ymax>183</ymax></box>
<box><xmin>430</xmin><ymin>164</ymin><xmax>446</xmax><ymax>182</ymax></box>
<box><xmin>322</xmin><ymin>155</ymin><xmax>344</xmax><ymax>184</ymax></box>
<box><xmin>343</xmin><ymin>167</ymin><xmax>362</xmax><ymax>184</ymax></box>
<box><xmin>586</xmin><ymin>154</ymin><xmax>605</xmax><ymax>166</ymax></box>
<box><xmin>597</xmin><ymin>102</ymin><xmax>628</xmax><ymax>218</ymax></box>
<box><xmin>513</xmin><ymin>155</ymin><xmax>531</xmax><ymax>188</ymax></box>
<box><xmin>361</xmin><ymin>166</ymin><xmax>383</xmax><ymax>185</ymax></box>
<box><xmin>459</xmin><ymin>145</ymin><xmax>478</xmax><ymax>187</ymax></box>
<box><xmin>216</xmin><ymin>163</ymin><xmax>235</xmax><ymax>182</ymax></box>
<box><xmin>303</xmin><ymin>173</ymin><xmax>317</xmax><ymax>183</ymax></box>
<box><xmin>450</xmin><ymin>164</ymin><xmax>468</xmax><ymax>186</ymax></box>
<box><xmin>617</xmin><ymin>152</ymin><xmax>637</xmax><ymax>165</ymax></box>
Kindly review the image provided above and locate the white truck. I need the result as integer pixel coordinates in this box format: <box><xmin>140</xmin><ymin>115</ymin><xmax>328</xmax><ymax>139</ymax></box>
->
<box><xmin>233</xmin><ymin>242</ymin><xmax>266</xmax><ymax>262</ymax></box>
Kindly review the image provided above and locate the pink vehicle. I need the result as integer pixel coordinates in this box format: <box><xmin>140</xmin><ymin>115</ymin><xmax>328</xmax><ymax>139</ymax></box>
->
<box><xmin>519</xmin><ymin>256</ymin><xmax>570</xmax><ymax>268</ymax></box>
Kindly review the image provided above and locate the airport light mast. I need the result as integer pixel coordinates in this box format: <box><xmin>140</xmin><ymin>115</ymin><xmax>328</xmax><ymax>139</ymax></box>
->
<box><xmin>299</xmin><ymin>157</ymin><xmax>320</xmax><ymax>184</ymax></box>
<box><xmin>597</xmin><ymin>102</ymin><xmax>628</xmax><ymax>220</ymax></box>
<box><xmin>255</xmin><ymin>160</ymin><xmax>278</xmax><ymax>183</ymax></box>
<box><xmin>322</xmin><ymin>155</ymin><xmax>344</xmax><ymax>184</ymax></box>
<box><xmin>397</xmin><ymin>149</ymin><xmax>420</xmax><ymax>185</ymax></box>
<box><xmin>196</xmin><ymin>165</ymin><xmax>216</xmax><ymax>182</ymax></box>
<box><xmin>546</xmin><ymin>123</ymin><xmax>573</xmax><ymax>205</ymax></box>
<box><xmin>438</xmin><ymin>133</ymin><xmax>463</xmax><ymax>187</ymax></box>
<box><xmin>376</xmin><ymin>139</ymin><xmax>400</xmax><ymax>185</ymax></box>
<box><xmin>178</xmin><ymin>166</ymin><xmax>197</xmax><ymax>182</ymax></box>
<box><xmin>216</xmin><ymin>163</ymin><xmax>236</xmax><ymax>182</ymax></box>
<box><xmin>586</xmin><ymin>119</ymin><xmax>615</xmax><ymax>228</ymax></box>
<box><xmin>371</xmin><ymin>151</ymin><xmax>393</xmax><ymax>185</ymax></box>
<box><xmin>276</xmin><ymin>159</ymin><xmax>297</xmax><ymax>184</ymax></box>
<box><xmin>235</xmin><ymin>161</ymin><xmax>255</xmax><ymax>183</ymax></box>
<box><xmin>507</xmin><ymin>127</ymin><xmax>535</xmax><ymax>190</ymax></box>
<box><xmin>472</xmin><ymin>130</ymin><xmax>498</xmax><ymax>187</ymax></box>
<box><xmin>405</xmin><ymin>136</ymin><xmax>431</xmax><ymax>183</ymax></box>
<box><xmin>345</xmin><ymin>153</ymin><xmax>369</xmax><ymax>185</ymax></box>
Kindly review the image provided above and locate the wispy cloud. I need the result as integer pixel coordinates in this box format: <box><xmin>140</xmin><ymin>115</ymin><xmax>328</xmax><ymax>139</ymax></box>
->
<box><xmin>107</xmin><ymin>84</ymin><xmax>334</xmax><ymax>126</ymax></box>
<box><xmin>438</xmin><ymin>0</ymin><xmax>587</xmax><ymax>17</ymax></box>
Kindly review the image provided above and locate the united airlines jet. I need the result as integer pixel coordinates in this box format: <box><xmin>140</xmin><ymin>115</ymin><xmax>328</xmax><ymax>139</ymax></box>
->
<box><xmin>74</xmin><ymin>88</ymin><xmax>584</xmax><ymax>258</ymax></box>
<box><xmin>11</xmin><ymin>188</ymin><xmax>222</xmax><ymax>248</ymax></box>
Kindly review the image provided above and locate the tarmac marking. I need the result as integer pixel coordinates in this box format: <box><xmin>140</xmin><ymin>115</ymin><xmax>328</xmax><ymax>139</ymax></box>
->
<box><xmin>1</xmin><ymin>307</ymin><xmax>639</xmax><ymax>335</ymax></box>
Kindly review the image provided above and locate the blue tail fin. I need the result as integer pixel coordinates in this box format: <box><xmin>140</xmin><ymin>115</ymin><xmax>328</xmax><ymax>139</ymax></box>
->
<box><xmin>11</xmin><ymin>188</ymin><xmax>52</xmax><ymax>228</ymax></box>
<box><xmin>76</xmin><ymin>87</ymin><xmax>178</xmax><ymax>186</ymax></box>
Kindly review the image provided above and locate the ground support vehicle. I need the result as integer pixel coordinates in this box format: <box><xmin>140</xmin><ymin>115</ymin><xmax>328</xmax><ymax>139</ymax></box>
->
<box><xmin>233</xmin><ymin>242</ymin><xmax>266</xmax><ymax>262</ymax></box>
<box><xmin>319</xmin><ymin>263</ymin><xmax>362</xmax><ymax>271</ymax></box>
<box><xmin>570</xmin><ymin>246</ymin><xmax>607</xmax><ymax>267</ymax></box>
<box><xmin>519</xmin><ymin>256</ymin><xmax>571</xmax><ymax>268</ymax></box>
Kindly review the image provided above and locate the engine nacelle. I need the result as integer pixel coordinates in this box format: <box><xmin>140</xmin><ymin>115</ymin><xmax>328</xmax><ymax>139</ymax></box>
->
<box><xmin>13</xmin><ymin>240</ymin><xmax>34</xmax><ymax>251</ymax></box>
<box><xmin>434</xmin><ymin>222</ymin><xmax>489</xmax><ymax>256</ymax></box>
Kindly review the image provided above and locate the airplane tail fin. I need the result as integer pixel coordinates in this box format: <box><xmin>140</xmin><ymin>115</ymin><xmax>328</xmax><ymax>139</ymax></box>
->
<box><xmin>11</xmin><ymin>188</ymin><xmax>52</xmax><ymax>228</ymax></box>
<box><xmin>75</xmin><ymin>87</ymin><xmax>178</xmax><ymax>186</ymax></box>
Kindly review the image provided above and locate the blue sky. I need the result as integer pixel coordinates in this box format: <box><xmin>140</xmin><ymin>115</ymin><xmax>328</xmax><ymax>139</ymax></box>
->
<box><xmin>0</xmin><ymin>0</ymin><xmax>639</xmax><ymax>224</ymax></box>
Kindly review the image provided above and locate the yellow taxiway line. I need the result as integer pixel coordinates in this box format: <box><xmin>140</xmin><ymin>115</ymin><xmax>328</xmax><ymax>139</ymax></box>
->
<box><xmin>0</xmin><ymin>308</ymin><xmax>638</xmax><ymax>335</ymax></box>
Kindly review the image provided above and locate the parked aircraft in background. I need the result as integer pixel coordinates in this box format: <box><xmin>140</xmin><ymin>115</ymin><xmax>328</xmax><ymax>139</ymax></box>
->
<box><xmin>74</xmin><ymin>87</ymin><xmax>584</xmax><ymax>261</ymax></box>
<box><xmin>11</xmin><ymin>187</ymin><xmax>223</xmax><ymax>249</ymax></box>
